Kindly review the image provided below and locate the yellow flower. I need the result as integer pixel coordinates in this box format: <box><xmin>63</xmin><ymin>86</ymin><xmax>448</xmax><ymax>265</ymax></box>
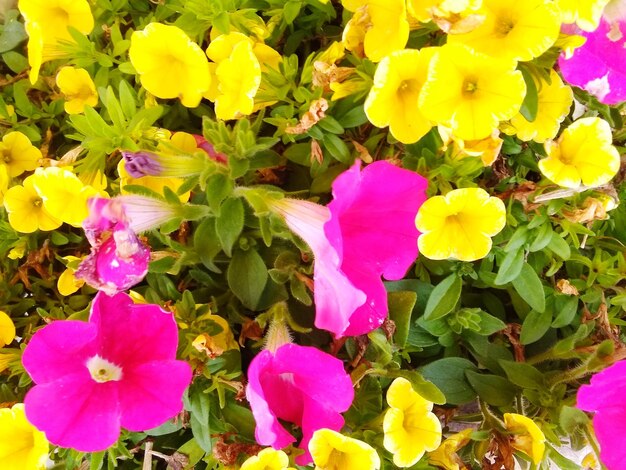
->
<box><xmin>241</xmin><ymin>448</ymin><xmax>294</xmax><ymax>470</ymax></box>
<box><xmin>408</xmin><ymin>0</ymin><xmax>485</xmax><ymax>34</ymax></box>
<box><xmin>538</xmin><ymin>117</ymin><xmax>620</xmax><ymax>189</ymax></box>
<box><xmin>419</xmin><ymin>45</ymin><xmax>525</xmax><ymax>141</ymax></box>
<box><xmin>3</xmin><ymin>175</ymin><xmax>62</xmax><ymax>233</ymax></box>
<box><xmin>554</xmin><ymin>33</ymin><xmax>587</xmax><ymax>59</ymax></box>
<box><xmin>129</xmin><ymin>23</ymin><xmax>211</xmax><ymax>108</ymax></box>
<box><xmin>416</xmin><ymin>187</ymin><xmax>506</xmax><ymax>261</ymax></box>
<box><xmin>56</xmin><ymin>66</ymin><xmax>98</xmax><ymax>114</ymax></box>
<box><xmin>0</xmin><ymin>311</ymin><xmax>15</xmax><ymax>348</ymax></box>
<box><xmin>439</xmin><ymin>126</ymin><xmax>503</xmax><ymax>166</ymax></box>
<box><xmin>0</xmin><ymin>403</ymin><xmax>49</xmax><ymax>470</ymax></box>
<box><xmin>341</xmin><ymin>0</ymin><xmax>409</xmax><ymax>62</ymax></box>
<box><xmin>57</xmin><ymin>256</ymin><xmax>85</xmax><ymax>296</ymax></box>
<box><xmin>447</xmin><ymin>0</ymin><xmax>560</xmax><ymax>62</ymax></box>
<box><xmin>0</xmin><ymin>131</ymin><xmax>41</xmax><ymax>177</ymax></box>
<box><xmin>555</xmin><ymin>0</ymin><xmax>611</xmax><ymax>31</ymax></box>
<box><xmin>206</xmin><ymin>32</ymin><xmax>281</xmax><ymax>73</ymax></box>
<box><xmin>364</xmin><ymin>48</ymin><xmax>435</xmax><ymax>144</ymax></box>
<box><xmin>309</xmin><ymin>429</ymin><xmax>381</xmax><ymax>470</ymax></box>
<box><xmin>0</xmin><ymin>165</ymin><xmax>8</xmax><ymax>205</ymax></box>
<box><xmin>505</xmin><ymin>70</ymin><xmax>573</xmax><ymax>143</ymax></box>
<box><xmin>503</xmin><ymin>413</ymin><xmax>545</xmax><ymax>465</ymax></box>
<box><xmin>18</xmin><ymin>0</ymin><xmax>94</xmax><ymax>84</ymax></box>
<box><xmin>383</xmin><ymin>377</ymin><xmax>442</xmax><ymax>467</ymax></box>
<box><xmin>428</xmin><ymin>429</ymin><xmax>473</xmax><ymax>470</ymax></box>
<box><xmin>30</xmin><ymin>167</ymin><xmax>99</xmax><ymax>227</ymax></box>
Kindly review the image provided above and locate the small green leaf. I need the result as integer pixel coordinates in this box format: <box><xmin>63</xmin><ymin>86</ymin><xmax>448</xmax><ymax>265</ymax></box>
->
<box><xmin>227</xmin><ymin>249</ymin><xmax>268</xmax><ymax>310</ymax></box>
<box><xmin>552</xmin><ymin>296</ymin><xmax>579</xmax><ymax>328</ymax></box>
<box><xmin>499</xmin><ymin>360</ymin><xmax>544</xmax><ymax>389</ymax></box>
<box><xmin>323</xmin><ymin>133</ymin><xmax>351</xmax><ymax>163</ymax></box>
<box><xmin>187</xmin><ymin>389</ymin><xmax>212</xmax><ymax>452</ymax></box>
<box><xmin>512</xmin><ymin>263</ymin><xmax>545</xmax><ymax>312</ymax></box>
<box><xmin>215</xmin><ymin>197</ymin><xmax>244</xmax><ymax>257</ymax></box>
<box><xmin>465</xmin><ymin>370</ymin><xmax>518</xmax><ymax>407</ymax></box>
<box><xmin>388</xmin><ymin>291</ymin><xmax>418</xmax><ymax>348</ymax></box>
<box><xmin>547</xmin><ymin>232</ymin><xmax>571</xmax><ymax>260</ymax></box>
<box><xmin>495</xmin><ymin>249</ymin><xmax>525</xmax><ymax>285</ymax></box>
<box><xmin>520</xmin><ymin>308</ymin><xmax>552</xmax><ymax>344</ymax></box>
<box><xmin>423</xmin><ymin>274</ymin><xmax>462</xmax><ymax>321</ymax></box>
<box><xmin>420</xmin><ymin>357</ymin><xmax>478</xmax><ymax>405</ymax></box>
<box><xmin>519</xmin><ymin>67</ymin><xmax>538</xmax><ymax>122</ymax></box>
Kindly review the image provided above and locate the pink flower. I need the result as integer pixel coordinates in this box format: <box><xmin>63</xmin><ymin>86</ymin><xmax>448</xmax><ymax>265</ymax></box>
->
<box><xmin>271</xmin><ymin>160</ymin><xmax>427</xmax><ymax>337</ymax></box>
<box><xmin>246</xmin><ymin>343</ymin><xmax>354</xmax><ymax>465</ymax></box>
<box><xmin>22</xmin><ymin>292</ymin><xmax>192</xmax><ymax>452</ymax></box>
<box><xmin>559</xmin><ymin>19</ymin><xmax>626</xmax><ymax>105</ymax></box>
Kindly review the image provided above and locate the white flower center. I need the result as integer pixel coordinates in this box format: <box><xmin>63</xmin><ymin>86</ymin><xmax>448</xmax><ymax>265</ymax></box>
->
<box><xmin>86</xmin><ymin>355</ymin><xmax>123</xmax><ymax>383</ymax></box>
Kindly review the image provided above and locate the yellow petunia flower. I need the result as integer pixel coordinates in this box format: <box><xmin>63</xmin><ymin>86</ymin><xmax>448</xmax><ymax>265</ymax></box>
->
<box><xmin>408</xmin><ymin>0</ymin><xmax>485</xmax><ymax>34</ymax></box>
<box><xmin>3</xmin><ymin>175</ymin><xmax>62</xmax><ymax>233</ymax></box>
<box><xmin>419</xmin><ymin>44</ymin><xmax>526</xmax><ymax>141</ymax></box>
<box><xmin>503</xmin><ymin>413</ymin><xmax>545</xmax><ymax>465</ymax></box>
<box><xmin>438</xmin><ymin>126</ymin><xmax>503</xmax><ymax>166</ymax></box>
<box><xmin>341</xmin><ymin>0</ymin><xmax>409</xmax><ymax>62</ymax></box>
<box><xmin>364</xmin><ymin>48</ymin><xmax>436</xmax><ymax>144</ymax></box>
<box><xmin>129</xmin><ymin>23</ymin><xmax>211</xmax><ymax>108</ymax></box>
<box><xmin>447</xmin><ymin>0</ymin><xmax>560</xmax><ymax>62</ymax></box>
<box><xmin>56</xmin><ymin>66</ymin><xmax>98</xmax><ymax>114</ymax></box>
<box><xmin>505</xmin><ymin>70</ymin><xmax>573</xmax><ymax>143</ymax></box>
<box><xmin>416</xmin><ymin>187</ymin><xmax>506</xmax><ymax>262</ymax></box>
<box><xmin>428</xmin><ymin>429</ymin><xmax>473</xmax><ymax>470</ymax></box>
<box><xmin>309</xmin><ymin>429</ymin><xmax>381</xmax><ymax>470</ymax></box>
<box><xmin>0</xmin><ymin>404</ymin><xmax>49</xmax><ymax>470</ymax></box>
<box><xmin>0</xmin><ymin>165</ymin><xmax>8</xmax><ymax>205</ymax></box>
<box><xmin>30</xmin><ymin>167</ymin><xmax>99</xmax><ymax>227</ymax></box>
<box><xmin>383</xmin><ymin>377</ymin><xmax>442</xmax><ymax>468</ymax></box>
<box><xmin>0</xmin><ymin>131</ymin><xmax>41</xmax><ymax>178</ymax></box>
<box><xmin>206</xmin><ymin>32</ymin><xmax>281</xmax><ymax>73</ymax></box>
<box><xmin>241</xmin><ymin>448</ymin><xmax>294</xmax><ymax>470</ymax></box>
<box><xmin>57</xmin><ymin>256</ymin><xmax>85</xmax><ymax>296</ymax></box>
<box><xmin>0</xmin><ymin>311</ymin><xmax>16</xmax><ymax>348</ymax></box>
<box><xmin>538</xmin><ymin>117</ymin><xmax>620</xmax><ymax>189</ymax></box>
<box><xmin>18</xmin><ymin>0</ymin><xmax>94</xmax><ymax>84</ymax></box>
<box><xmin>555</xmin><ymin>0</ymin><xmax>611</xmax><ymax>31</ymax></box>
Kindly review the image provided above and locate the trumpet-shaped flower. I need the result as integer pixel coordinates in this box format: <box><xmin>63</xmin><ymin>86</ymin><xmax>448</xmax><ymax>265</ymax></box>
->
<box><xmin>364</xmin><ymin>48</ymin><xmax>436</xmax><ymax>144</ymax></box>
<box><xmin>241</xmin><ymin>448</ymin><xmax>294</xmax><ymax>470</ymax></box>
<box><xmin>0</xmin><ymin>131</ymin><xmax>41</xmax><ymax>177</ymax></box>
<box><xmin>269</xmin><ymin>161</ymin><xmax>427</xmax><ymax>337</ymax></box>
<box><xmin>309</xmin><ymin>429</ymin><xmax>381</xmax><ymax>470</ymax></box>
<box><xmin>129</xmin><ymin>23</ymin><xmax>211</xmax><ymax>108</ymax></box>
<box><xmin>446</xmin><ymin>0</ymin><xmax>560</xmax><ymax>62</ymax></box>
<box><xmin>0</xmin><ymin>311</ymin><xmax>15</xmax><ymax>347</ymax></box>
<box><xmin>0</xmin><ymin>404</ymin><xmax>49</xmax><ymax>470</ymax></box>
<box><xmin>505</xmin><ymin>70</ymin><xmax>573</xmax><ymax>143</ymax></box>
<box><xmin>419</xmin><ymin>45</ymin><xmax>526</xmax><ymax>141</ymax></box>
<box><xmin>416</xmin><ymin>187</ymin><xmax>506</xmax><ymax>262</ymax></box>
<box><xmin>503</xmin><ymin>413</ymin><xmax>545</xmax><ymax>465</ymax></box>
<box><xmin>577</xmin><ymin>360</ymin><xmax>626</xmax><ymax>470</ymax></box>
<box><xmin>18</xmin><ymin>0</ymin><xmax>94</xmax><ymax>84</ymax></box>
<box><xmin>428</xmin><ymin>429</ymin><xmax>473</xmax><ymax>470</ymax></box>
<box><xmin>383</xmin><ymin>377</ymin><xmax>442</xmax><ymax>467</ymax></box>
<box><xmin>556</xmin><ymin>0</ymin><xmax>611</xmax><ymax>31</ymax></box>
<box><xmin>538</xmin><ymin>117</ymin><xmax>620</xmax><ymax>189</ymax></box>
<box><xmin>559</xmin><ymin>19</ymin><xmax>626</xmax><ymax>105</ymax></box>
<box><xmin>3</xmin><ymin>175</ymin><xmax>62</xmax><ymax>233</ymax></box>
<box><xmin>56</xmin><ymin>66</ymin><xmax>98</xmax><ymax>114</ymax></box>
<box><xmin>22</xmin><ymin>292</ymin><xmax>192</xmax><ymax>451</ymax></box>
<box><xmin>341</xmin><ymin>0</ymin><xmax>409</xmax><ymax>62</ymax></box>
<box><xmin>246</xmin><ymin>343</ymin><xmax>354</xmax><ymax>465</ymax></box>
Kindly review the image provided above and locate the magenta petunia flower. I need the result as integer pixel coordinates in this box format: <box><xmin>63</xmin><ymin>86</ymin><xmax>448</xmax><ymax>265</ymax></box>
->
<box><xmin>246</xmin><ymin>343</ymin><xmax>354</xmax><ymax>465</ymax></box>
<box><xmin>22</xmin><ymin>292</ymin><xmax>192</xmax><ymax>452</ymax></box>
<box><xmin>559</xmin><ymin>19</ymin><xmax>626</xmax><ymax>105</ymax></box>
<box><xmin>271</xmin><ymin>160</ymin><xmax>428</xmax><ymax>337</ymax></box>
<box><xmin>577</xmin><ymin>360</ymin><xmax>626</xmax><ymax>470</ymax></box>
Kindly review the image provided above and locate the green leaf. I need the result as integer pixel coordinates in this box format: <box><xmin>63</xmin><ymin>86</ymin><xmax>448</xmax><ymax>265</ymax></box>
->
<box><xmin>520</xmin><ymin>308</ymin><xmax>551</xmax><ymax>344</ymax></box>
<box><xmin>519</xmin><ymin>66</ymin><xmax>538</xmax><ymax>122</ymax></box>
<box><xmin>193</xmin><ymin>218</ymin><xmax>222</xmax><ymax>272</ymax></box>
<box><xmin>187</xmin><ymin>389</ymin><xmax>213</xmax><ymax>452</ymax></box>
<box><xmin>283</xmin><ymin>1</ymin><xmax>303</xmax><ymax>24</ymax></box>
<box><xmin>344</xmin><ymin>375</ymin><xmax>383</xmax><ymax>425</ymax></box>
<box><xmin>420</xmin><ymin>358</ymin><xmax>478</xmax><ymax>405</ymax></box>
<box><xmin>89</xmin><ymin>452</ymin><xmax>105</xmax><ymax>470</ymax></box>
<box><xmin>215</xmin><ymin>197</ymin><xmax>244</xmax><ymax>257</ymax></box>
<box><xmin>465</xmin><ymin>370</ymin><xmax>518</xmax><ymax>407</ymax></box>
<box><xmin>117</xmin><ymin>80</ymin><xmax>136</xmax><ymax>119</ymax></box>
<box><xmin>512</xmin><ymin>263</ymin><xmax>545</xmax><ymax>312</ymax></box>
<box><xmin>423</xmin><ymin>274</ymin><xmax>461</xmax><ymax>321</ymax></box>
<box><xmin>323</xmin><ymin>133</ymin><xmax>351</xmax><ymax>163</ymax></box>
<box><xmin>227</xmin><ymin>249</ymin><xmax>268</xmax><ymax>310</ymax></box>
<box><xmin>495</xmin><ymin>249</ymin><xmax>525</xmax><ymax>285</ymax></box>
<box><xmin>552</xmin><ymin>296</ymin><xmax>579</xmax><ymax>328</ymax></box>
<box><xmin>205</xmin><ymin>172</ymin><xmax>233</xmax><ymax>213</ymax></box>
<box><xmin>529</xmin><ymin>222</ymin><xmax>553</xmax><ymax>252</ymax></box>
<box><xmin>499</xmin><ymin>360</ymin><xmax>544</xmax><ymax>389</ymax></box>
<box><xmin>0</xmin><ymin>18</ymin><xmax>27</xmax><ymax>53</ymax></box>
<box><xmin>547</xmin><ymin>232</ymin><xmax>571</xmax><ymax>260</ymax></box>
<box><xmin>475</xmin><ymin>310</ymin><xmax>507</xmax><ymax>336</ymax></box>
<box><xmin>388</xmin><ymin>291</ymin><xmax>418</xmax><ymax>348</ymax></box>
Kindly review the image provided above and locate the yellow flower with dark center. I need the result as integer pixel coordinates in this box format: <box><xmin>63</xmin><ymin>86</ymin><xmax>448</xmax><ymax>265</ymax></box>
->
<box><xmin>309</xmin><ymin>429</ymin><xmax>381</xmax><ymax>470</ymax></box>
<box><xmin>505</xmin><ymin>70</ymin><xmax>573</xmax><ymax>143</ymax></box>
<box><xmin>0</xmin><ymin>131</ymin><xmax>41</xmax><ymax>177</ymax></box>
<box><xmin>556</xmin><ymin>0</ymin><xmax>611</xmax><ymax>31</ymax></box>
<box><xmin>419</xmin><ymin>44</ymin><xmax>525</xmax><ymax>141</ymax></box>
<box><xmin>18</xmin><ymin>0</ymin><xmax>94</xmax><ymax>84</ymax></box>
<box><xmin>0</xmin><ymin>311</ymin><xmax>15</xmax><ymax>348</ymax></box>
<box><xmin>503</xmin><ymin>413</ymin><xmax>545</xmax><ymax>465</ymax></box>
<box><xmin>364</xmin><ymin>48</ymin><xmax>436</xmax><ymax>144</ymax></box>
<box><xmin>383</xmin><ymin>377</ymin><xmax>442</xmax><ymax>467</ymax></box>
<box><xmin>428</xmin><ymin>429</ymin><xmax>473</xmax><ymax>470</ymax></box>
<box><xmin>129</xmin><ymin>23</ymin><xmax>211</xmax><ymax>108</ymax></box>
<box><xmin>56</xmin><ymin>66</ymin><xmax>98</xmax><ymax>114</ymax></box>
<box><xmin>447</xmin><ymin>0</ymin><xmax>560</xmax><ymax>62</ymax></box>
<box><xmin>3</xmin><ymin>175</ymin><xmax>62</xmax><ymax>233</ymax></box>
<box><xmin>538</xmin><ymin>117</ymin><xmax>620</xmax><ymax>189</ymax></box>
<box><xmin>416</xmin><ymin>187</ymin><xmax>506</xmax><ymax>261</ymax></box>
<box><xmin>241</xmin><ymin>448</ymin><xmax>294</xmax><ymax>470</ymax></box>
<box><xmin>0</xmin><ymin>404</ymin><xmax>49</xmax><ymax>470</ymax></box>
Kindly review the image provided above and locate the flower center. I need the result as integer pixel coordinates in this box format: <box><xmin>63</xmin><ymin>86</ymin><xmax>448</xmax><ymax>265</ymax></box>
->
<box><xmin>494</xmin><ymin>17</ymin><xmax>515</xmax><ymax>37</ymax></box>
<box><xmin>50</xmin><ymin>7</ymin><xmax>71</xmax><ymax>23</ymax></box>
<box><xmin>462</xmin><ymin>78</ymin><xmax>478</xmax><ymax>96</ymax></box>
<box><xmin>1</xmin><ymin>149</ymin><xmax>11</xmax><ymax>163</ymax></box>
<box><xmin>32</xmin><ymin>197</ymin><xmax>43</xmax><ymax>208</ymax></box>
<box><xmin>397</xmin><ymin>79</ymin><xmax>418</xmax><ymax>97</ymax></box>
<box><xmin>326</xmin><ymin>449</ymin><xmax>348</xmax><ymax>470</ymax></box>
<box><xmin>86</xmin><ymin>355</ymin><xmax>123</xmax><ymax>383</ymax></box>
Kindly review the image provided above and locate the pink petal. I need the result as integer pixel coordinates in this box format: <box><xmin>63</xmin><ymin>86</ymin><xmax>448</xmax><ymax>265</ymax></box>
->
<box><xmin>21</xmin><ymin>320</ymin><xmax>98</xmax><ymax>384</ymax></box>
<box><xmin>590</xmin><ymin>407</ymin><xmax>626</xmax><ymax>470</ymax></box>
<box><xmin>24</xmin><ymin>373</ymin><xmax>121</xmax><ymax>452</ymax></box>
<box><xmin>296</xmin><ymin>396</ymin><xmax>346</xmax><ymax>466</ymax></box>
<box><xmin>118</xmin><ymin>360</ymin><xmax>192</xmax><ymax>431</ymax></box>
<box><xmin>577</xmin><ymin>361</ymin><xmax>626</xmax><ymax>411</ymax></box>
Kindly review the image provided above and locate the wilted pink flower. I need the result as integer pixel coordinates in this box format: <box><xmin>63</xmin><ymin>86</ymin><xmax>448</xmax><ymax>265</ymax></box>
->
<box><xmin>270</xmin><ymin>160</ymin><xmax>427</xmax><ymax>337</ymax></box>
<box><xmin>22</xmin><ymin>292</ymin><xmax>192</xmax><ymax>451</ymax></box>
<box><xmin>191</xmin><ymin>134</ymin><xmax>228</xmax><ymax>164</ymax></box>
<box><xmin>559</xmin><ymin>19</ymin><xmax>626</xmax><ymax>105</ymax></box>
<box><xmin>577</xmin><ymin>360</ymin><xmax>626</xmax><ymax>469</ymax></box>
<box><xmin>246</xmin><ymin>343</ymin><xmax>354</xmax><ymax>465</ymax></box>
